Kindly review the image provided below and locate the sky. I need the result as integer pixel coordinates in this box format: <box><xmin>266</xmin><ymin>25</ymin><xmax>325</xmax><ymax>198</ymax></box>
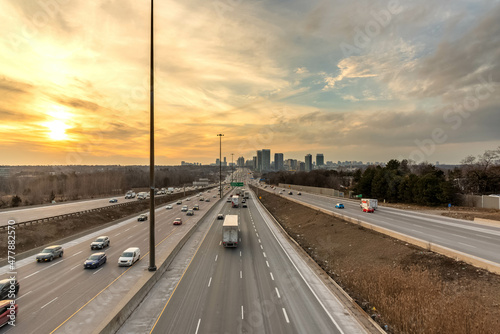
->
<box><xmin>1</xmin><ymin>0</ymin><xmax>499</xmax><ymax>166</ymax></box>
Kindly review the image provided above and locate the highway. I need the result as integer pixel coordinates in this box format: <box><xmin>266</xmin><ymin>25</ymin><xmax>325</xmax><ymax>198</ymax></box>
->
<box><xmin>0</xmin><ymin>187</ymin><xmax>205</xmax><ymax>226</ymax></box>
<box><xmin>0</xmin><ymin>190</ymin><xmax>220</xmax><ymax>334</ymax></box>
<box><xmin>119</xmin><ymin>184</ymin><xmax>369</xmax><ymax>333</ymax></box>
<box><xmin>264</xmin><ymin>186</ymin><xmax>500</xmax><ymax>265</ymax></box>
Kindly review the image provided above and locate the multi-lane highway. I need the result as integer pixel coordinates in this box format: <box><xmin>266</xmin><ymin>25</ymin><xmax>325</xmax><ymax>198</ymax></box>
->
<box><xmin>0</xmin><ymin>190</ymin><xmax>221</xmax><ymax>334</ymax></box>
<box><xmin>118</xmin><ymin>186</ymin><xmax>370</xmax><ymax>334</ymax></box>
<box><xmin>264</xmin><ymin>186</ymin><xmax>500</xmax><ymax>265</ymax></box>
<box><xmin>0</xmin><ymin>187</ymin><xmax>207</xmax><ymax>226</ymax></box>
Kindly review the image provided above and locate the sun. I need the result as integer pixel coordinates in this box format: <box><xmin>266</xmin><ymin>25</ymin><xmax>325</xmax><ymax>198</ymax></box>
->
<box><xmin>45</xmin><ymin>120</ymin><xmax>69</xmax><ymax>140</ymax></box>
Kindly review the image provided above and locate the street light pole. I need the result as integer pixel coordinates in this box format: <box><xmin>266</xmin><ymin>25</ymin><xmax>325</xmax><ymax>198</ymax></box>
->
<box><xmin>148</xmin><ymin>0</ymin><xmax>156</xmax><ymax>272</ymax></box>
<box><xmin>231</xmin><ymin>153</ymin><xmax>234</xmax><ymax>185</ymax></box>
<box><xmin>217</xmin><ymin>134</ymin><xmax>224</xmax><ymax>198</ymax></box>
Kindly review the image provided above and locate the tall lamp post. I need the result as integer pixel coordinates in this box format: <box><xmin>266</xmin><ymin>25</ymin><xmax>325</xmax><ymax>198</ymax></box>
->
<box><xmin>231</xmin><ymin>153</ymin><xmax>234</xmax><ymax>185</ymax></box>
<box><xmin>217</xmin><ymin>134</ymin><xmax>224</xmax><ymax>198</ymax></box>
<box><xmin>148</xmin><ymin>0</ymin><xmax>156</xmax><ymax>272</ymax></box>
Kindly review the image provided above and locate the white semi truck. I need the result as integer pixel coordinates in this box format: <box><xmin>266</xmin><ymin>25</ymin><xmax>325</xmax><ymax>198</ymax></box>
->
<box><xmin>222</xmin><ymin>215</ymin><xmax>239</xmax><ymax>248</ymax></box>
<box><xmin>244</xmin><ymin>191</ymin><xmax>250</xmax><ymax>199</ymax></box>
<box><xmin>231</xmin><ymin>195</ymin><xmax>239</xmax><ymax>208</ymax></box>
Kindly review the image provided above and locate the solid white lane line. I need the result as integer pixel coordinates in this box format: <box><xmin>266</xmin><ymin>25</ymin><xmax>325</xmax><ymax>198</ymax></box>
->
<box><xmin>270</xmin><ymin>272</ymin><xmax>274</xmax><ymax>280</ymax></box>
<box><xmin>240</xmin><ymin>270</ymin><xmax>242</xmax><ymax>278</ymax></box>
<box><xmin>41</xmin><ymin>297</ymin><xmax>58</xmax><ymax>309</ymax></box>
<box><xmin>266</xmin><ymin>261</ymin><xmax>270</xmax><ymax>267</ymax></box>
<box><xmin>24</xmin><ymin>271</ymin><xmax>40</xmax><ymax>279</ymax></box>
<box><xmin>208</xmin><ymin>277</ymin><xmax>212</xmax><ymax>287</ymax></box>
<box><xmin>215</xmin><ymin>255</ymin><xmax>218</xmax><ymax>261</ymax></box>
<box><xmin>92</xmin><ymin>268</ymin><xmax>104</xmax><ymax>275</ymax></box>
<box><xmin>16</xmin><ymin>290</ymin><xmax>32</xmax><ymax>300</ymax></box>
<box><xmin>458</xmin><ymin>242</ymin><xmax>477</xmax><ymax>248</ymax></box>
<box><xmin>70</xmin><ymin>251</ymin><xmax>83</xmax><ymax>258</ymax></box>
<box><xmin>195</xmin><ymin>319</ymin><xmax>201</xmax><ymax>334</ymax></box>
<box><xmin>282</xmin><ymin>308</ymin><xmax>290</xmax><ymax>323</ymax></box>
<box><xmin>275</xmin><ymin>287</ymin><xmax>280</xmax><ymax>298</ymax></box>
<box><xmin>241</xmin><ymin>306</ymin><xmax>244</xmax><ymax>319</ymax></box>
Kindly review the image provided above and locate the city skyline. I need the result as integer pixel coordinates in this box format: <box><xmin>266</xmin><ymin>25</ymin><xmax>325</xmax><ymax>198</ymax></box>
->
<box><xmin>1</xmin><ymin>1</ymin><xmax>499</xmax><ymax>165</ymax></box>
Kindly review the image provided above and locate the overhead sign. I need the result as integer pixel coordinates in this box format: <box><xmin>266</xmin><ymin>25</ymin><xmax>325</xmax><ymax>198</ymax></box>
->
<box><xmin>231</xmin><ymin>182</ymin><xmax>244</xmax><ymax>187</ymax></box>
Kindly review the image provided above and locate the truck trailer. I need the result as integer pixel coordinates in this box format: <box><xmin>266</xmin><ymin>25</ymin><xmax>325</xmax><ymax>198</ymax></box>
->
<box><xmin>244</xmin><ymin>191</ymin><xmax>250</xmax><ymax>199</ymax></box>
<box><xmin>222</xmin><ymin>215</ymin><xmax>239</xmax><ymax>247</ymax></box>
<box><xmin>231</xmin><ymin>195</ymin><xmax>239</xmax><ymax>208</ymax></box>
<box><xmin>360</xmin><ymin>199</ymin><xmax>378</xmax><ymax>210</ymax></box>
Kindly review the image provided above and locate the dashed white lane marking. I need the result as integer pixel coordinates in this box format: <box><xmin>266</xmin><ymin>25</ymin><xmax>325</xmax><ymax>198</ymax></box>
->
<box><xmin>458</xmin><ymin>242</ymin><xmax>477</xmax><ymax>248</ymax></box>
<box><xmin>282</xmin><ymin>308</ymin><xmax>290</xmax><ymax>323</ymax></box>
<box><xmin>263</xmin><ymin>252</ymin><xmax>267</xmax><ymax>258</ymax></box>
<box><xmin>260</xmin><ymin>245</ymin><xmax>263</xmax><ymax>250</ymax></box>
<box><xmin>270</xmin><ymin>272</ymin><xmax>274</xmax><ymax>280</ymax></box>
<box><xmin>115</xmin><ymin>232</ymin><xmax>121</xmax><ymax>236</ymax></box>
<box><xmin>240</xmin><ymin>251</ymin><xmax>242</xmax><ymax>257</ymax></box>
<box><xmin>219</xmin><ymin>241</ymin><xmax>222</xmax><ymax>245</ymax></box>
<box><xmin>195</xmin><ymin>319</ymin><xmax>201</xmax><ymax>334</ymax></box>
<box><xmin>69</xmin><ymin>264</ymin><xmax>80</xmax><ymax>271</ymax></box>
<box><xmin>208</xmin><ymin>277</ymin><xmax>212</xmax><ymax>287</ymax></box>
<box><xmin>24</xmin><ymin>271</ymin><xmax>40</xmax><ymax>279</ymax></box>
<box><xmin>93</xmin><ymin>267</ymin><xmax>104</xmax><ymax>275</ymax></box>
<box><xmin>16</xmin><ymin>290</ymin><xmax>32</xmax><ymax>300</ymax></box>
<box><xmin>256</xmin><ymin>233</ymin><xmax>259</xmax><ymax>238</ymax></box>
<box><xmin>266</xmin><ymin>261</ymin><xmax>270</xmax><ymax>267</ymax></box>
<box><xmin>215</xmin><ymin>255</ymin><xmax>218</xmax><ymax>261</ymax></box>
<box><xmin>70</xmin><ymin>251</ymin><xmax>82</xmax><ymax>258</ymax></box>
<box><xmin>258</xmin><ymin>239</ymin><xmax>261</xmax><ymax>243</ymax></box>
<box><xmin>275</xmin><ymin>287</ymin><xmax>280</xmax><ymax>298</ymax></box>
<box><xmin>41</xmin><ymin>297</ymin><xmax>58</xmax><ymax>309</ymax></box>
<box><xmin>240</xmin><ymin>270</ymin><xmax>242</xmax><ymax>278</ymax></box>
<box><xmin>125</xmin><ymin>228</ymin><xmax>131</xmax><ymax>232</ymax></box>
<box><xmin>241</xmin><ymin>306</ymin><xmax>244</xmax><ymax>319</ymax></box>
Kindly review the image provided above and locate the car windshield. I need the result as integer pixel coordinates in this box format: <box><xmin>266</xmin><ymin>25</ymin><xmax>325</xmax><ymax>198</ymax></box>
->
<box><xmin>96</xmin><ymin>238</ymin><xmax>104</xmax><ymax>242</ymax></box>
<box><xmin>122</xmin><ymin>252</ymin><xmax>133</xmax><ymax>257</ymax></box>
<box><xmin>88</xmin><ymin>255</ymin><xmax>101</xmax><ymax>260</ymax></box>
<box><xmin>41</xmin><ymin>249</ymin><xmax>54</xmax><ymax>253</ymax></box>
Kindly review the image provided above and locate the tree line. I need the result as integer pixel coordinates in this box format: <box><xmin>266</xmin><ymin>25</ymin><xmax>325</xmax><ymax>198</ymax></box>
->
<box><xmin>262</xmin><ymin>147</ymin><xmax>500</xmax><ymax>207</ymax></box>
<box><xmin>0</xmin><ymin>165</ymin><xmax>221</xmax><ymax>208</ymax></box>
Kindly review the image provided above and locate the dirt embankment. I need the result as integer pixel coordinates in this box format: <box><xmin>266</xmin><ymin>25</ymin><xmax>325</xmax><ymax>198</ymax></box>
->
<box><xmin>0</xmin><ymin>190</ymin><xmax>203</xmax><ymax>258</ymax></box>
<box><xmin>252</xmin><ymin>186</ymin><xmax>500</xmax><ymax>334</ymax></box>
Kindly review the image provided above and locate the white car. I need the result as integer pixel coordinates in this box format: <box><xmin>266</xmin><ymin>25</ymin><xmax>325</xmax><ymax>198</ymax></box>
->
<box><xmin>118</xmin><ymin>247</ymin><xmax>140</xmax><ymax>267</ymax></box>
<box><xmin>165</xmin><ymin>205</ymin><xmax>173</xmax><ymax>209</ymax></box>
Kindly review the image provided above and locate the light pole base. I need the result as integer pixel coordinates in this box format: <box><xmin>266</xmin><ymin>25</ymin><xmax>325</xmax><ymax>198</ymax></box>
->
<box><xmin>148</xmin><ymin>265</ymin><xmax>157</xmax><ymax>271</ymax></box>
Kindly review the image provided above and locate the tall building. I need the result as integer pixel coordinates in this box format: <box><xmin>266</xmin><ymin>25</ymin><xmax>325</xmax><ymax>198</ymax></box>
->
<box><xmin>274</xmin><ymin>153</ymin><xmax>284</xmax><ymax>171</ymax></box>
<box><xmin>316</xmin><ymin>154</ymin><xmax>324</xmax><ymax>167</ymax></box>
<box><xmin>237</xmin><ymin>156</ymin><xmax>245</xmax><ymax>167</ymax></box>
<box><xmin>223</xmin><ymin>157</ymin><xmax>227</xmax><ymax>167</ymax></box>
<box><xmin>256</xmin><ymin>150</ymin><xmax>263</xmax><ymax>171</ymax></box>
<box><xmin>216</xmin><ymin>158</ymin><xmax>220</xmax><ymax>165</ymax></box>
<box><xmin>262</xmin><ymin>149</ymin><xmax>271</xmax><ymax>171</ymax></box>
<box><xmin>252</xmin><ymin>156</ymin><xmax>257</xmax><ymax>170</ymax></box>
<box><xmin>305</xmin><ymin>154</ymin><xmax>313</xmax><ymax>172</ymax></box>
<box><xmin>299</xmin><ymin>162</ymin><xmax>305</xmax><ymax>171</ymax></box>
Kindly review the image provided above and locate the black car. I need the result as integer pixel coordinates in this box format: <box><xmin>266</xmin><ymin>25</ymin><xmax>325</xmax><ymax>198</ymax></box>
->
<box><xmin>0</xmin><ymin>279</ymin><xmax>19</xmax><ymax>300</ymax></box>
<box><xmin>36</xmin><ymin>245</ymin><xmax>63</xmax><ymax>262</ymax></box>
<box><xmin>217</xmin><ymin>214</ymin><xmax>224</xmax><ymax>220</ymax></box>
<box><xmin>138</xmin><ymin>214</ymin><xmax>148</xmax><ymax>221</ymax></box>
<box><xmin>83</xmin><ymin>252</ymin><xmax>107</xmax><ymax>269</ymax></box>
<box><xmin>91</xmin><ymin>236</ymin><xmax>110</xmax><ymax>250</ymax></box>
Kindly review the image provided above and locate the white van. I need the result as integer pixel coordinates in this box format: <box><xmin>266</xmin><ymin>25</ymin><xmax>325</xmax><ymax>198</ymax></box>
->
<box><xmin>118</xmin><ymin>247</ymin><xmax>141</xmax><ymax>267</ymax></box>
